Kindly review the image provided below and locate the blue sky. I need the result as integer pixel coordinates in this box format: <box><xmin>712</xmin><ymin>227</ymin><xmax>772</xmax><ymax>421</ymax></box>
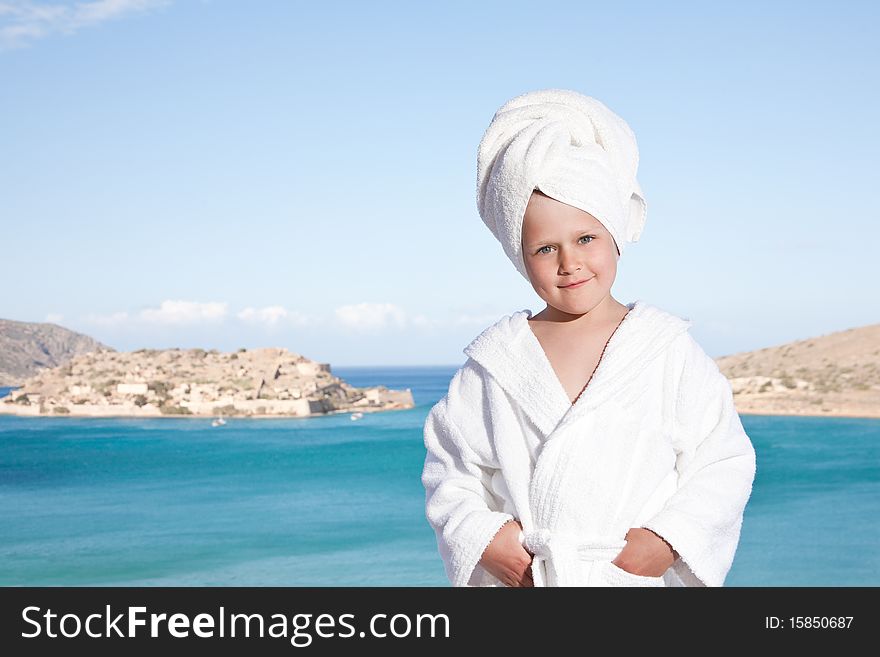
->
<box><xmin>1</xmin><ymin>0</ymin><xmax>877</xmax><ymax>366</ymax></box>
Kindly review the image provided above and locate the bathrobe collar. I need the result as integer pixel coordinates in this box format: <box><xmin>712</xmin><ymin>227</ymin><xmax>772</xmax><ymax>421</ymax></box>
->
<box><xmin>463</xmin><ymin>299</ymin><xmax>693</xmax><ymax>438</ymax></box>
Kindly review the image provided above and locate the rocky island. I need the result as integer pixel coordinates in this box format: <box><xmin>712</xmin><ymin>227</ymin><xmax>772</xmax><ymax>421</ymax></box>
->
<box><xmin>0</xmin><ymin>346</ymin><xmax>414</xmax><ymax>419</ymax></box>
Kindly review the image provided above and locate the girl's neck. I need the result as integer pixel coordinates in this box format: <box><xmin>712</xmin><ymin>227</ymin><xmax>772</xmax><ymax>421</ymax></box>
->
<box><xmin>530</xmin><ymin>296</ymin><xmax>628</xmax><ymax>329</ymax></box>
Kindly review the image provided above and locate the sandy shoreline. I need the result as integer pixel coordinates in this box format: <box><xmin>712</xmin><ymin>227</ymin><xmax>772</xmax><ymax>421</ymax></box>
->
<box><xmin>733</xmin><ymin>390</ymin><xmax>880</xmax><ymax>420</ymax></box>
<box><xmin>0</xmin><ymin>405</ymin><xmax>409</xmax><ymax>420</ymax></box>
<box><xmin>737</xmin><ymin>408</ymin><xmax>880</xmax><ymax>420</ymax></box>
<box><xmin>0</xmin><ymin>405</ymin><xmax>874</xmax><ymax>420</ymax></box>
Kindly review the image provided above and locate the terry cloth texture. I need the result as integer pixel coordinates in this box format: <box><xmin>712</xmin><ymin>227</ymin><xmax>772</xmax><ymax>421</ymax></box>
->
<box><xmin>476</xmin><ymin>88</ymin><xmax>647</xmax><ymax>281</ymax></box>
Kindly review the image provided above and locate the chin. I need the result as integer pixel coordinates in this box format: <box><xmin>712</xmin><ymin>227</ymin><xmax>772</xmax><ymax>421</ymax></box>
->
<box><xmin>551</xmin><ymin>302</ymin><xmax>590</xmax><ymax>315</ymax></box>
<box><xmin>554</xmin><ymin>295</ymin><xmax>602</xmax><ymax>311</ymax></box>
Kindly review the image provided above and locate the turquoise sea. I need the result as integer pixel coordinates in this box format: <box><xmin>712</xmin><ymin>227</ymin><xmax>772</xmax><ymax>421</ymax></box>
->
<box><xmin>1</xmin><ymin>367</ymin><xmax>877</xmax><ymax>586</ymax></box>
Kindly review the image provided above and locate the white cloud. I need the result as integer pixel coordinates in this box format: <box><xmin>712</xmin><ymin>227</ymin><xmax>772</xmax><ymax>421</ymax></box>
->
<box><xmin>237</xmin><ymin>305</ymin><xmax>317</xmax><ymax>328</ymax></box>
<box><xmin>334</xmin><ymin>302</ymin><xmax>408</xmax><ymax>332</ymax></box>
<box><xmin>77</xmin><ymin>300</ymin><xmax>502</xmax><ymax>334</ymax></box>
<box><xmin>410</xmin><ymin>313</ymin><xmax>439</xmax><ymax>329</ymax></box>
<box><xmin>237</xmin><ymin>305</ymin><xmax>287</xmax><ymax>326</ymax></box>
<box><xmin>82</xmin><ymin>300</ymin><xmax>226</xmax><ymax>326</ymax></box>
<box><xmin>138</xmin><ymin>300</ymin><xmax>227</xmax><ymax>325</ymax></box>
<box><xmin>82</xmin><ymin>310</ymin><xmax>129</xmax><ymax>327</ymax></box>
<box><xmin>0</xmin><ymin>0</ymin><xmax>172</xmax><ymax>50</ymax></box>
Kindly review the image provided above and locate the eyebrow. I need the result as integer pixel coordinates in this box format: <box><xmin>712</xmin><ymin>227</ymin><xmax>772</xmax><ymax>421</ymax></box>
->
<box><xmin>524</xmin><ymin>228</ymin><xmax>602</xmax><ymax>247</ymax></box>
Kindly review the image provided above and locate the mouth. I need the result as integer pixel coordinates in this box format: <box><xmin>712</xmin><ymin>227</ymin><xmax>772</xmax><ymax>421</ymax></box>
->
<box><xmin>559</xmin><ymin>277</ymin><xmax>593</xmax><ymax>289</ymax></box>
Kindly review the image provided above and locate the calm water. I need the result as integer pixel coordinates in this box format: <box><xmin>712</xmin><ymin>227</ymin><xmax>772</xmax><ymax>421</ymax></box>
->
<box><xmin>0</xmin><ymin>368</ymin><xmax>877</xmax><ymax>586</ymax></box>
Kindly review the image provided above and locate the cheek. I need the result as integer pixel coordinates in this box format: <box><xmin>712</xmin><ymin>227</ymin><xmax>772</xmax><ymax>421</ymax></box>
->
<box><xmin>533</xmin><ymin>259</ymin><xmax>559</xmax><ymax>280</ymax></box>
<box><xmin>525</xmin><ymin>254</ymin><xmax>544</xmax><ymax>270</ymax></box>
<box><xmin>595</xmin><ymin>249</ymin><xmax>618</xmax><ymax>272</ymax></box>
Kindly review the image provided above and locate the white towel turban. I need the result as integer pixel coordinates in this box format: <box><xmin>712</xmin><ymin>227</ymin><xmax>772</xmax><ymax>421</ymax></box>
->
<box><xmin>476</xmin><ymin>88</ymin><xmax>647</xmax><ymax>282</ymax></box>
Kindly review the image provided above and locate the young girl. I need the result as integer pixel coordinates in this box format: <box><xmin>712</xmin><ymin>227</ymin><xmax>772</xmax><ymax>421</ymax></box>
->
<box><xmin>421</xmin><ymin>89</ymin><xmax>757</xmax><ymax>587</ymax></box>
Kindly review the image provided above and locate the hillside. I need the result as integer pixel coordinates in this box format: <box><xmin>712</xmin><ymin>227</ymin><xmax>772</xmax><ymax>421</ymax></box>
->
<box><xmin>717</xmin><ymin>322</ymin><xmax>880</xmax><ymax>418</ymax></box>
<box><xmin>0</xmin><ymin>318</ymin><xmax>113</xmax><ymax>387</ymax></box>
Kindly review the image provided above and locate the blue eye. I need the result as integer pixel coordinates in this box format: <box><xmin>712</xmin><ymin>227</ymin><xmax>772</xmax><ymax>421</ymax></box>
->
<box><xmin>535</xmin><ymin>235</ymin><xmax>594</xmax><ymax>255</ymax></box>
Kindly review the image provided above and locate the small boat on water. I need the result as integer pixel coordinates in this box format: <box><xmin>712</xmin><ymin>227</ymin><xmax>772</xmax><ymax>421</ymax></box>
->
<box><xmin>350</xmin><ymin>412</ymin><xmax>364</xmax><ymax>421</ymax></box>
<box><xmin>211</xmin><ymin>415</ymin><xmax>227</xmax><ymax>427</ymax></box>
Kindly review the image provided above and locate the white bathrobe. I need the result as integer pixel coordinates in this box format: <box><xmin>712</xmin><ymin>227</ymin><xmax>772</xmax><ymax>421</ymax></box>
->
<box><xmin>421</xmin><ymin>299</ymin><xmax>756</xmax><ymax>587</ymax></box>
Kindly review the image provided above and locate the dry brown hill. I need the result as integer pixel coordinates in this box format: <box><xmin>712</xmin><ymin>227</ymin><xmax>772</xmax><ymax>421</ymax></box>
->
<box><xmin>0</xmin><ymin>318</ymin><xmax>113</xmax><ymax>387</ymax></box>
<box><xmin>716</xmin><ymin>322</ymin><xmax>880</xmax><ymax>418</ymax></box>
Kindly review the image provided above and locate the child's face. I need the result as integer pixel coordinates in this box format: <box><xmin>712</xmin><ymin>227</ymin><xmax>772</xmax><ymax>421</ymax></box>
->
<box><xmin>521</xmin><ymin>190</ymin><xmax>620</xmax><ymax>316</ymax></box>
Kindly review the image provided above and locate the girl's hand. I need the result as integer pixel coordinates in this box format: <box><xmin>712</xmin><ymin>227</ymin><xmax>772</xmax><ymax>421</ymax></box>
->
<box><xmin>611</xmin><ymin>527</ymin><xmax>678</xmax><ymax>577</ymax></box>
<box><xmin>479</xmin><ymin>519</ymin><xmax>534</xmax><ymax>587</ymax></box>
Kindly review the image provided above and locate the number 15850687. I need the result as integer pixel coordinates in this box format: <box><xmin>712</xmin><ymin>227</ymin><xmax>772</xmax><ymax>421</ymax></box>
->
<box><xmin>765</xmin><ymin>617</ymin><xmax>854</xmax><ymax>629</ymax></box>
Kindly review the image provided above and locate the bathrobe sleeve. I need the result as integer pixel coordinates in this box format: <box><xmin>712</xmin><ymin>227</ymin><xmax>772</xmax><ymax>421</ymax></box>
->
<box><xmin>640</xmin><ymin>331</ymin><xmax>757</xmax><ymax>587</ymax></box>
<box><xmin>422</xmin><ymin>367</ymin><xmax>516</xmax><ymax>587</ymax></box>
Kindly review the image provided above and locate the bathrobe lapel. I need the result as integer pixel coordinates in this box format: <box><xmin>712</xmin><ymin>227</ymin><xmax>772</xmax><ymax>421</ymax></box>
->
<box><xmin>463</xmin><ymin>299</ymin><xmax>692</xmax><ymax>443</ymax></box>
<box><xmin>462</xmin><ymin>299</ymin><xmax>693</xmax><ymax>585</ymax></box>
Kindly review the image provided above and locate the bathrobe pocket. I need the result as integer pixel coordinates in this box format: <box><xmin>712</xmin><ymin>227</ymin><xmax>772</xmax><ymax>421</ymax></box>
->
<box><xmin>601</xmin><ymin>561</ymin><xmax>666</xmax><ymax>587</ymax></box>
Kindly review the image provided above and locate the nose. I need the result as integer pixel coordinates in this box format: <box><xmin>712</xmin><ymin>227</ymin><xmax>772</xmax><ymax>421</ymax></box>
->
<box><xmin>557</xmin><ymin>247</ymin><xmax>582</xmax><ymax>275</ymax></box>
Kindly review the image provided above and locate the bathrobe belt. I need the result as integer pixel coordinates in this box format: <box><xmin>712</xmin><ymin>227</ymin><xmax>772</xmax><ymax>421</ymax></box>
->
<box><xmin>520</xmin><ymin>528</ymin><xmax>627</xmax><ymax>587</ymax></box>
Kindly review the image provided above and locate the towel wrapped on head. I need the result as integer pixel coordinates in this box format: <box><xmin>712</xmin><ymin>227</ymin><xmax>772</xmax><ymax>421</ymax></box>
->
<box><xmin>476</xmin><ymin>88</ymin><xmax>647</xmax><ymax>282</ymax></box>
